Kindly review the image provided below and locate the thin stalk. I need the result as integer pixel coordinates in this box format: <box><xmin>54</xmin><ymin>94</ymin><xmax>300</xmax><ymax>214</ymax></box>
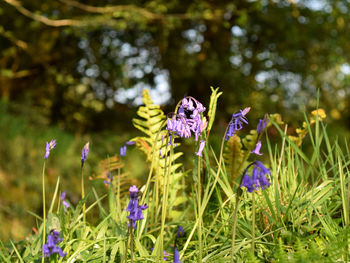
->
<box><xmin>81</xmin><ymin>165</ymin><xmax>86</xmax><ymax>224</ymax></box>
<box><xmin>41</xmin><ymin>161</ymin><xmax>46</xmax><ymax>263</ymax></box>
<box><xmin>251</xmin><ymin>192</ymin><xmax>255</xmax><ymax>256</ymax></box>
<box><xmin>129</xmin><ymin>220</ymin><xmax>134</xmax><ymax>263</ymax></box>
<box><xmin>230</xmin><ymin>192</ymin><xmax>241</xmax><ymax>263</ymax></box>
<box><xmin>117</xmin><ymin>167</ymin><xmax>121</xmax><ymax>216</ymax></box>
<box><xmin>197</xmin><ymin>155</ymin><xmax>202</xmax><ymax>262</ymax></box>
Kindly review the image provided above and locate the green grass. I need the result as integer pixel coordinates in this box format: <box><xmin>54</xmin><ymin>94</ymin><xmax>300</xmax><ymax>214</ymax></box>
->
<box><xmin>0</xmin><ymin>91</ymin><xmax>349</xmax><ymax>262</ymax></box>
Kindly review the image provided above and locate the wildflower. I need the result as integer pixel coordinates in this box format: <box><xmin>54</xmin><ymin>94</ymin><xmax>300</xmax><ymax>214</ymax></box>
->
<box><xmin>163</xmin><ymin>250</ymin><xmax>170</xmax><ymax>261</ymax></box>
<box><xmin>240</xmin><ymin>161</ymin><xmax>271</xmax><ymax>192</ymax></box>
<box><xmin>166</xmin><ymin>96</ymin><xmax>207</xmax><ymax>144</ymax></box>
<box><xmin>120</xmin><ymin>141</ymin><xmax>135</xmax><ymax>157</ymax></box>
<box><xmin>42</xmin><ymin>230</ymin><xmax>66</xmax><ymax>258</ymax></box>
<box><xmin>173</xmin><ymin>246</ymin><xmax>182</xmax><ymax>263</ymax></box>
<box><xmin>225</xmin><ymin>107</ymin><xmax>250</xmax><ymax>141</ymax></box>
<box><xmin>195</xmin><ymin>140</ymin><xmax>206</xmax><ymax>157</ymax></box>
<box><xmin>251</xmin><ymin>141</ymin><xmax>263</xmax><ymax>155</ymax></box>
<box><xmin>81</xmin><ymin>142</ymin><xmax>90</xmax><ymax>166</ymax></box>
<box><xmin>257</xmin><ymin>115</ymin><xmax>269</xmax><ymax>135</ymax></box>
<box><xmin>126</xmin><ymin>185</ymin><xmax>148</xmax><ymax>229</ymax></box>
<box><xmin>104</xmin><ymin>172</ymin><xmax>113</xmax><ymax>186</ymax></box>
<box><xmin>44</xmin><ymin>139</ymin><xmax>57</xmax><ymax>159</ymax></box>
<box><xmin>177</xmin><ymin>226</ymin><xmax>184</xmax><ymax>238</ymax></box>
<box><xmin>60</xmin><ymin>191</ymin><xmax>70</xmax><ymax>211</ymax></box>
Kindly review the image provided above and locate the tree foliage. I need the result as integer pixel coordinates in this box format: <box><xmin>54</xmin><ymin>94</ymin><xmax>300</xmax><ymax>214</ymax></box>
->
<box><xmin>0</xmin><ymin>0</ymin><xmax>349</xmax><ymax>131</ymax></box>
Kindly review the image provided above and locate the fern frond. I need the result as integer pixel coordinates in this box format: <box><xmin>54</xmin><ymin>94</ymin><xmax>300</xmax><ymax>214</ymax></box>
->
<box><xmin>224</xmin><ymin>134</ymin><xmax>246</xmax><ymax>182</ymax></box>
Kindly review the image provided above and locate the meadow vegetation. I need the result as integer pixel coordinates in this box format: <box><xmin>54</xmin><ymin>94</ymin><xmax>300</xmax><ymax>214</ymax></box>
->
<box><xmin>0</xmin><ymin>88</ymin><xmax>349</xmax><ymax>262</ymax></box>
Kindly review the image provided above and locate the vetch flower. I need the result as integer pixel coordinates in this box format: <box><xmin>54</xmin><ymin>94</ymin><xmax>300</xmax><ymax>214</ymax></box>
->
<box><xmin>60</xmin><ymin>191</ymin><xmax>70</xmax><ymax>211</ymax></box>
<box><xmin>44</xmin><ymin>139</ymin><xmax>57</xmax><ymax>159</ymax></box>
<box><xmin>42</xmin><ymin>230</ymin><xmax>66</xmax><ymax>258</ymax></box>
<box><xmin>257</xmin><ymin>115</ymin><xmax>269</xmax><ymax>135</ymax></box>
<box><xmin>81</xmin><ymin>142</ymin><xmax>90</xmax><ymax>166</ymax></box>
<box><xmin>225</xmin><ymin>107</ymin><xmax>250</xmax><ymax>141</ymax></box>
<box><xmin>195</xmin><ymin>140</ymin><xmax>206</xmax><ymax>157</ymax></box>
<box><xmin>251</xmin><ymin>141</ymin><xmax>263</xmax><ymax>155</ymax></box>
<box><xmin>240</xmin><ymin>161</ymin><xmax>271</xmax><ymax>192</ymax></box>
<box><xmin>126</xmin><ymin>185</ymin><xmax>148</xmax><ymax>229</ymax></box>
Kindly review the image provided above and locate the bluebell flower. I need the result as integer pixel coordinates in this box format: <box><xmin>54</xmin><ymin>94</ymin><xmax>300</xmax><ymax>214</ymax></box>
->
<box><xmin>257</xmin><ymin>115</ymin><xmax>269</xmax><ymax>135</ymax></box>
<box><xmin>173</xmin><ymin>246</ymin><xmax>182</xmax><ymax>263</ymax></box>
<box><xmin>44</xmin><ymin>139</ymin><xmax>57</xmax><ymax>159</ymax></box>
<box><xmin>195</xmin><ymin>140</ymin><xmax>206</xmax><ymax>157</ymax></box>
<box><xmin>120</xmin><ymin>141</ymin><xmax>135</xmax><ymax>157</ymax></box>
<box><xmin>240</xmin><ymin>161</ymin><xmax>271</xmax><ymax>192</ymax></box>
<box><xmin>225</xmin><ymin>108</ymin><xmax>250</xmax><ymax>141</ymax></box>
<box><xmin>42</xmin><ymin>230</ymin><xmax>66</xmax><ymax>258</ymax></box>
<box><xmin>251</xmin><ymin>141</ymin><xmax>263</xmax><ymax>155</ymax></box>
<box><xmin>126</xmin><ymin>185</ymin><xmax>148</xmax><ymax>229</ymax></box>
<box><xmin>81</xmin><ymin>142</ymin><xmax>90</xmax><ymax>166</ymax></box>
<box><xmin>166</xmin><ymin>96</ymin><xmax>207</xmax><ymax>144</ymax></box>
<box><xmin>177</xmin><ymin>226</ymin><xmax>184</xmax><ymax>237</ymax></box>
<box><xmin>60</xmin><ymin>191</ymin><xmax>70</xmax><ymax>211</ymax></box>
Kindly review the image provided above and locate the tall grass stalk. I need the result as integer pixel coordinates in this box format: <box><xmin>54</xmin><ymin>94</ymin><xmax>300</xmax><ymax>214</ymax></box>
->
<box><xmin>81</xmin><ymin>165</ymin><xmax>86</xmax><ymax>225</ymax></box>
<box><xmin>41</xmin><ymin>161</ymin><xmax>46</xmax><ymax>263</ymax></box>
<box><xmin>251</xmin><ymin>192</ymin><xmax>255</xmax><ymax>256</ymax></box>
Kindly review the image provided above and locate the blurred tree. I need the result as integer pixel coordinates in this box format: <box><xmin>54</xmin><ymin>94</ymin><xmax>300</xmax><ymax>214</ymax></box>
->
<box><xmin>0</xmin><ymin>0</ymin><xmax>349</xmax><ymax>131</ymax></box>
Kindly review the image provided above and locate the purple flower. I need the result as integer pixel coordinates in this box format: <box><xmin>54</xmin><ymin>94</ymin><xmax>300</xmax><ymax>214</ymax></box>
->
<box><xmin>60</xmin><ymin>191</ymin><xmax>70</xmax><ymax>211</ymax></box>
<box><xmin>104</xmin><ymin>172</ymin><xmax>113</xmax><ymax>186</ymax></box>
<box><xmin>177</xmin><ymin>226</ymin><xmax>184</xmax><ymax>237</ymax></box>
<box><xmin>251</xmin><ymin>141</ymin><xmax>263</xmax><ymax>155</ymax></box>
<box><xmin>195</xmin><ymin>140</ymin><xmax>206</xmax><ymax>157</ymax></box>
<box><xmin>225</xmin><ymin>108</ymin><xmax>250</xmax><ymax>141</ymax></box>
<box><xmin>257</xmin><ymin>115</ymin><xmax>269</xmax><ymax>135</ymax></box>
<box><xmin>42</xmin><ymin>230</ymin><xmax>66</xmax><ymax>258</ymax></box>
<box><xmin>240</xmin><ymin>161</ymin><xmax>271</xmax><ymax>192</ymax></box>
<box><xmin>173</xmin><ymin>246</ymin><xmax>182</xmax><ymax>263</ymax></box>
<box><xmin>167</xmin><ymin>97</ymin><xmax>207</xmax><ymax>143</ymax></box>
<box><xmin>120</xmin><ymin>141</ymin><xmax>135</xmax><ymax>157</ymax></box>
<box><xmin>44</xmin><ymin>140</ymin><xmax>57</xmax><ymax>159</ymax></box>
<box><xmin>126</xmin><ymin>185</ymin><xmax>148</xmax><ymax>229</ymax></box>
<box><xmin>81</xmin><ymin>142</ymin><xmax>90</xmax><ymax>165</ymax></box>
<box><xmin>163</xmin><ymin>250</ymin><xmax>170</xmax><ymax>261</ymax></box>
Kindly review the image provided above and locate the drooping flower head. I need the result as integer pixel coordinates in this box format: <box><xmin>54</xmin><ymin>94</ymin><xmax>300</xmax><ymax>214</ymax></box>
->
<box><xmin>240</xmin><ymin>161</ymin><xmax>271</xmax><ymax>193</ymax></box>
<box><xmin>60</xmin><ymin>191</ymin><xmax>70</xmax><ymax>211</ymax></box>
<box><xmin>166</xmin><ymin>96</ymin><xmax>207</xmax><ymax>145</ymax></box>
<box><xmin>42</xmin><ymin>230</ymin><xmax>66</xmax><ymax>258</ymax></box>
<box><xmin>126</xmin><ymin>185</ymin><xmax>148</xmax><ymax>229</ymax></box>
<box><xmin>225</xmin><ymin>107</ymin><xmax>250</xmax><ymax>141</ymax></box>
<box><xmin>120</xmin><ymin>141</ymin><xmax>135</xmax><ymax>157</ymax></box>
<box><xmin>195</xmin><ymin>140</ymin><xmax>206</xmax><ymax>157</ymax></box>
<box><xmin>44</xmin><ymin>139</ymin><xmax>57</xmax><ymax>159</ymax></box>
<box><xmin>81</xmin><ymin>142</ymin><xmax>90</xmax><ymax>166</ymax></box>
<box><xmin>257</xmin><ymin>115</ymin><xmax>269</xmax><ymax>135</ymax></box>
<box><xmin>251</xmin><ymin>140</ymin><xmax>263</xmax><ymax>156</ymax></box>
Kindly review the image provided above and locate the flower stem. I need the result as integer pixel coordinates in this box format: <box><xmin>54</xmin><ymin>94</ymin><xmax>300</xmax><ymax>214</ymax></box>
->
<box><xmin>81</xmin><ymin>165</ymin><xmax>86</xmax><ymax>225</ymax></box>
<box><xmin>41</xmin><ymin>161</ymin><xmax>46</xmax><ymax>263</ymax></box>
<box><xmin>197</xmin><ymin>155</ymin><xmax>202</xmax><ymax>262</ymax></box>
<box><xmin>129</xmin><ymin>220</ymin><xmax>134</xmax><ymax>263</ymax></box>
<box><xmin>251</xmin><ymin>192</ymin><xmax>256</xmax><ymax>256</ymax></box>
<box><xmin>230</xmin><ymin>192</ymin><xmax>241</xmax><ymax>263</ymax></box>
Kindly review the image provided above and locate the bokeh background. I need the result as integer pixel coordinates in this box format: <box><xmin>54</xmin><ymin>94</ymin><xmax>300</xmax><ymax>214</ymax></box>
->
<box><xmin>0</xmin><ymin>0</ymin><xmax>349</xmax><ymax>241</ymax></box>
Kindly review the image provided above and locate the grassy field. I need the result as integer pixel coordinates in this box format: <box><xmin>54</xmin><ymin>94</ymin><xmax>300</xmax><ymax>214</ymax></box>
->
<box><xmin>0</xmin><ymin>89</ymin><xmax>349</xmax><ymax>262</ymax></box>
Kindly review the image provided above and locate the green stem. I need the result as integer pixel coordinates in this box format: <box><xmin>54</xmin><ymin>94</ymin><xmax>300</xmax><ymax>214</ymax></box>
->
<box><xmin>130</xmin><ymin>221</ymin><xmax>134</xmax><ymax>263</ymax></box>
<box><xmin>251</xmin><ymin>192</ymin><xmax>255</xmax><ymax>256</ymax></box>
<box><xmin>81</xmin><ymin>165</ymin><xmax>86</xmax><ymax>225</ymax></box>
<box><xmin>41</xmin><ymin>161</ymin><xmax>46</xmax><ymax>263</ymax></box>
<box><xmin>230</xmin><ymin>192</ymin><xmax>241</xmax><ymax>263</ymax></box>
<box><xmin>197</xmin><ymin>155</ymin><xmax>202</xmax><ymax>262</ymax></box>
